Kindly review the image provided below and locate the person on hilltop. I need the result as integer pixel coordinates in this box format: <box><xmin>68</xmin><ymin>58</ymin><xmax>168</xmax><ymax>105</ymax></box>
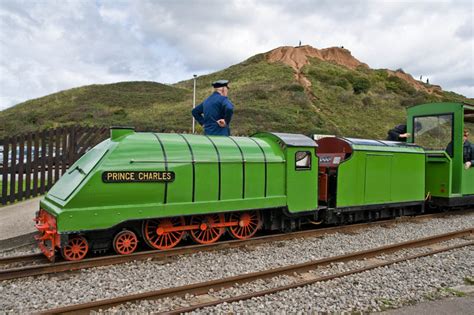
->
<box><xmin>192</xmin><ymin>80</ymin><xmax>234</xmax><ymax>136</ymax></box>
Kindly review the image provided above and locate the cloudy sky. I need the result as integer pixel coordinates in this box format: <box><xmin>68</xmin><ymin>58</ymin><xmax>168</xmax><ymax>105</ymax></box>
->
<box><xmin>0</xmin><ymin>0</ymin><xmax>472</xmax><ymax>110</ymax></box>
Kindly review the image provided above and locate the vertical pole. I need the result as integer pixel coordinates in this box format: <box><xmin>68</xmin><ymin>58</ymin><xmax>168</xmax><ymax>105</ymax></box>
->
<box><xmin>192</xmin><ymin>74</ymin><xmax>197</xmax><ymax>134</ymax></box>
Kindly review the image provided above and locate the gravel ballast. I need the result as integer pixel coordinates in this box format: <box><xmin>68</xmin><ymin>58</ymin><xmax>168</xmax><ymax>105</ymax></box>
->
<box><xmin>194</xmin><ymin>246</ymin><xmax>473</xmax><ymax>314</ymax></box>
<box><xmin>0</xmin><ymin>213</ymin><xmax>473</xmax><ymax>313</ymax></box>
<box><xmin>0</xmin><ymin>243</ymin><xmax>40</xmax><ymax>258</ymax></box>
<box><xmin>103</xmin><ymin>239</ymin><xmax>473</xmax><ymax>313</ymax></box>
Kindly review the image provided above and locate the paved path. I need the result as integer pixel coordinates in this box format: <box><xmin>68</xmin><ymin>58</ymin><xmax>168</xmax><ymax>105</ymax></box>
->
<box><xmin>381</xmin><ymin>291</ymin><xmax>474</xmax><ymax>315</ymax></box>
<box><xmin>0</xmin><ymin>197</ymin><xmax>41</xmax><ymax>241</ymax></box>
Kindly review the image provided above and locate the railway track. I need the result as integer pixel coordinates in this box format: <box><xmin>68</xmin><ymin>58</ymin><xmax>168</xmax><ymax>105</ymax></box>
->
<box><xmin>38</xmin><ymin>227</ymin><xmax>474</xmax><ymax>314</ymax></box>
<box><xmin>0</xmin><ymin>211</ymin><xmax>471</xmax><ymax>282</ymax></box>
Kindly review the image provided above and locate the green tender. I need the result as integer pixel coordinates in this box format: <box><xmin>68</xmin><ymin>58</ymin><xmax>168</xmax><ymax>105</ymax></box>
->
<box><xmin>335</xmin><ymin>138</ymin><xmax>426</xmax><ymax>208</ymax></box>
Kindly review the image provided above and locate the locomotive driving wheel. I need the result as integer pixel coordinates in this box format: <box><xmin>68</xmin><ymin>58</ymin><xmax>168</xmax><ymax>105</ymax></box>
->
<box><xmin>228</xmin><ymin>211</ymin><xmax>261</xmax><ymax>240</ymax></box>
<box><xmin>61</xmin><ymin>235</ymin><xmax>89</xmax><ymax>261</ymax></box>
<box><xmin>143</xmin><ymin>217</ymin><xmax>186</xmax><ymax>250</ymax></box>
<box><xmin>189</xmin><ymin>214</ymin><xmax>225</xmax><ymax>244</ymax></box>
<box><xmin>113</xmin><ymin>230</ymin><xmax>138</xmax><ymax>255</ymax></box>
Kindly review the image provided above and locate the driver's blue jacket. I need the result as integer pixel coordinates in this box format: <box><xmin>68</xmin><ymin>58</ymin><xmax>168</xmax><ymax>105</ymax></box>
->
<box><xmin>192</xmin><ymin>92</ymin><xmax>234</xmax><ymax>136</ymax></box>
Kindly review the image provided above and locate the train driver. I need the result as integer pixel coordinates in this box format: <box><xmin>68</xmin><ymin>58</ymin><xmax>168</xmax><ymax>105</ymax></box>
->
<box><xmin>386</xmin><ymin>124</ymin><xmax>410</xmax><ymax>142</ymax></box>
<box><xmin>192</xmin><ymin>80</ymin><xmax>234</xmax><ymax>136</ymax></box>
<box><xmin>463</xmin><ymin>129</ymin><xmax>473</xmax><ymax>169</ymax></box>
<box><xmin>387</xmin><ymin>121</ymin><xmax>422</xmax><ymax>142</ymax></box>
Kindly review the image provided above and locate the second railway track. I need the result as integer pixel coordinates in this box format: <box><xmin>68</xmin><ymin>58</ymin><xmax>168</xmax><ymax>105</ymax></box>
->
<box><xmin>0</xmin><ymin>211</ymin><xmax>472</xmax><ymax>281</ymax></box>
<box><xmin>39</xmin><ymin>227</ymin><xmax>474</xmax><ymax>314</ymax></box>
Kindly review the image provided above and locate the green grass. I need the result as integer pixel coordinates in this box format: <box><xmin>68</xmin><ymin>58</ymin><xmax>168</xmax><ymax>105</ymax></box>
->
<box><xmin>378</xmin><ymin>297</ymin><xmax>395</xmax><ymax>310</ymax></box>
<box><xmin>464</xmin><ymin>277</ymin><xmax>474</xmax><ymax>285</ymax></box>
<box><xmin>438</xmin><ymin>287</ymin><xmax>466</xmax><ymax>297</ymax></box>
<box><xmin>0</xmin><ymin>53</ymin><xmax>471</xmax><ymax>139</ymax></box>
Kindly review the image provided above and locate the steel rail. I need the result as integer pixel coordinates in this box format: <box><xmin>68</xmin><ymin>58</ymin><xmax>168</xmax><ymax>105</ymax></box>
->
<box><xmin>0</xmin><ymin>210</ymin><xmax>471</xmax><ymax>281</ymax></box>
<box><xmin>38</xmin><ymin>227</ymin><xmax>474</xmax><ymax>315</ymax></box>
<box><xmin>0</xmin><ymin>211</ymin><xmax>464</xmax><ymax>281</ymax></box>
<box><xmin>165</xmin><ymin>241</ymin><xmax>474</xmax><ymax>315</ymax></box>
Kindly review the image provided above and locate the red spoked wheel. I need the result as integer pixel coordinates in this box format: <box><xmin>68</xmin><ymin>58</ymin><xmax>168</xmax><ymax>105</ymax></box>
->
<box><xmin>113</xmin><ymin>230</ymin><xmax>138</xmax><ymax>255</ymax></box>
<box><xmin>189</xmin><ymin>214</ymin><xmax>225</xmax><ymax>244</ymax></box>
<box><xmin>143</xmin><ymin>217</ymin><xmax>186</xmax><ymax>250</ymax></box>
<box><xmin>61</xmin><ymin>235</ymin><xmax>89</xmax><ymax>261</ymax></box>
<box><xmin>228</xmin><ymin>211</ymin><xmax>261</xmax><ymax>240</ymax></box>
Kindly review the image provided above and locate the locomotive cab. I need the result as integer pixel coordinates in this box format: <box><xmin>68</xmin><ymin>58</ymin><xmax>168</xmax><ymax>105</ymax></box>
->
<box><xmin>314</xmin><ymin>136</ymin><xmax>353</xmax><ymax>208</ymax></box>
<box><xmin>407</xmin><ymin>102</ymin><xmax>474</xmax><ymax>207</ymax></box>
<box><xmin>253</xmin><ymin>133</ymin><xmax>319</xmax><ymax>213</ymax></box>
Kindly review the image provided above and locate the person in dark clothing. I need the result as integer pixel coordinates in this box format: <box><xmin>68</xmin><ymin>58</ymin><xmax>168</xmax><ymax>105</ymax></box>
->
<box><xmin>462</xmin><ymin>129</ymin><xmax>473</xmax><ymax>169</ymax></box>
<box><xmin>387</xmin><ymin>124</ymin><xmax>410</xmax><ymax>142</ymax></box>
<box><xmin>192</xmin><ymin>80</ymin><xmax>234</xmax><ymax>136</ymax></box>
<box><xmin>445</xmin><ymin>129</ymin><xmax>473</xmax><ymax>169</ymax></box>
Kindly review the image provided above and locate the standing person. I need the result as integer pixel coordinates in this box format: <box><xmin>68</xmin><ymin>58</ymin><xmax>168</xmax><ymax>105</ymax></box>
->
<box><xmin>462</xmin><ymin>129</ymin><xmax>473</xmax><ymax>169</ymax></box>
<box><xmin>445</xmin><ymin>129</ymin><xmax>473</xmax><ymax>169</ymax></box>
<box><xmin>192</xmin><ymin>80</ymin><xmax>234</xmax><ymax>136</ymax></box>
<box><xmin>387</xmin><ymin>124</ymin><xmax>410</xmax><ymax>142</ymax></box>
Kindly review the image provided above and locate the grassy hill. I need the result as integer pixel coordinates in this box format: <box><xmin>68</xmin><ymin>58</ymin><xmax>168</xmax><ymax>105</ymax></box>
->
<box><xmin>0</xmin><ymin>46</ymin><xmax>470</xmax><ymax>140</ymax></box>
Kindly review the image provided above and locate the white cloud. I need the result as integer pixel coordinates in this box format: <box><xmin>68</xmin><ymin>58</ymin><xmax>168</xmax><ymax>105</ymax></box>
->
<box><xmin>0</xmin><ymin>0</ymin><xmax>473</xmax><ymax>110</ymax></box>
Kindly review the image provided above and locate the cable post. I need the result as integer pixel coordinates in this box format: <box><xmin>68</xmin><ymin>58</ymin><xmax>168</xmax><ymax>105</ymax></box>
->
<box><xmin>192</xmin><ymin>74</ymin><xmax>197</xmax><ymax>134</ymax></box>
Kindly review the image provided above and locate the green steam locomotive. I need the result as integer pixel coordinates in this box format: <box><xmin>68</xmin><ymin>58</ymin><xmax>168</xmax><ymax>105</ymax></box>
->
<box><xmin>35</xmin><ymin>102</ymin><xmax>474</xmax><ymax>261</ymax></box>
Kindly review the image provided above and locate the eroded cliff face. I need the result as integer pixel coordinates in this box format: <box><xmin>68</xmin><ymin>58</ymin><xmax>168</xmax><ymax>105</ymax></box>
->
<box><xmin>266</xmin><ymin>45</ymin><xmax>367</xmax><ymax>90</ymax></box>
<box><xmin>266</xmin><ymin>45</ymin><xmax>441</xmax><ymax>94</ymax></box>
<box><xmin>266</xmin><ymin>45</ymin><xmax>368</xmax><ymax>71</ymax></box>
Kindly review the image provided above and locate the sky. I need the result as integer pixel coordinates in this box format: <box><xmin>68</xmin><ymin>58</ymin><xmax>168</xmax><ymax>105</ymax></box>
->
<box><xmin>0</xmin><ymin>0</ymin><xmax>473</xmax><ymax>110</ymax></box>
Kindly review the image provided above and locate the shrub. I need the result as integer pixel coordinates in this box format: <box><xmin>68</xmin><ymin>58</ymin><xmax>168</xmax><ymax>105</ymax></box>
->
<box><xmin>306</xmin><ymin>68</ymin><xmax>350</xmax><ymax>90</ymax></box>
<box><xmin>283</xmin><ymin>84</ymin><xmax>305</xmax><ymax>92</ymax></box>
<box><xmin>253</xmin><ymin>89</ymin><xmax>269</xmax><ymax>100</ymax></box>
<box><xmin>338</xmin><ymin>91</ymin><xmax>354</xmax><ymax>104</ymax></box>
<box><xmin>352</xmin><ymin>77</ymin><xmax>371</xmax><ymax>94</ymax></box>
<box><xmin>362</xmin><ymin>96</ymin><xmax>373</xmax><ymax>107</ymax></box>
<box><xmin>307</xmin><ymin>69</ymin><xmax>332</xmax><ymax>83</ymax></box>
<box><xmin>400</xmin><ymin>92</ymin><xmax>429</xmax><ymax>107</ymax></box>
<box><xmin>291</xmin><ymin>91</ymin><xmax>310</xmax><ymax>106</ymax></box>
<box><xmin>113</xmin><ymin>108</ymin><xmax>127</xmax><ymax>118</ymax></box>
<box><xmin>385</xmin><ymin>76</ymin><xmax>416</xmax><ymax>95</ymax></box>
<box><xmin>333</xmin><ymin>77</ymin><xmax>350</xmax><ymax>90</ymax></box>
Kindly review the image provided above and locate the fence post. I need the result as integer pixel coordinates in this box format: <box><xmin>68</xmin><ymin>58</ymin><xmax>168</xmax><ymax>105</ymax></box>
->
<box><xmin>1</xmin><ymin>138</ymin><xmax>9</xmax><ymax>205</ymax></box>
<box><xmin>69</xmin><ymin>126</ymin><xmax>77</xmax><ymax>167</ymax></box>
<box><xmin>25</xmin><ymin>132</ymin><xmax>33</xmax><ymax>199</ymax></box>
<box><xmin>17</xmin><ymin>134</ymin><xmax>25</xmax><ymax>201</ymax></box>
<box><xmin>47</xmin><ymin>129</ymin><xmax>54</xmax><ymax>190</ymax></box>
<box><xmin>61</xmin><ymin>127</ymin><xmax>67</xmax><ymax>176</ymax></box>
<box><xmin>53</xmin><ymin>128</ymin><xmax>60</xmax><ymax>185</ymax></box>
<box><xmin>39</xmin><ymin>129</ymin><xmax>47</xmax><ymax>195</ymax></box>
<box><xmin>32</xmin><ymin>131</ymin><xmax>40</xmax><ymax>197</ymax></box>
<box><xmin>9</xmin><ymin>135</ymin><xmax>17</xmax><ymax>203</ymax></box>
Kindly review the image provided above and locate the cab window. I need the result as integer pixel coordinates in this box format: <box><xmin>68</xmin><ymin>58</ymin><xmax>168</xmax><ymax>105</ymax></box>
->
<box><xmin>465</xmin><ymin>108</ymin><xmax>474</xmax><ymax>143</ymax></box>
<box><xmin>295</xmin><ymin>151</ymin><xmax>311</xmax><ymax>170</ymax></box>
<box><xmin>413</xmin><ymin>114</ymin><xmax>453</xmax><ymax>154</ymax></box>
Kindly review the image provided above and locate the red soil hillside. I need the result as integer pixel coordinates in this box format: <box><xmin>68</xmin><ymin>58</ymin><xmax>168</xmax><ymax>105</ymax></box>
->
<box><xmin>266</xmin><ymin>45</ymin><xmax>442</xmax><ymax>94</ymax></box>
<box><xmin>266</xmin><ymin>45</ymin><xmax>368</xmax><ymax>71</ymax></box>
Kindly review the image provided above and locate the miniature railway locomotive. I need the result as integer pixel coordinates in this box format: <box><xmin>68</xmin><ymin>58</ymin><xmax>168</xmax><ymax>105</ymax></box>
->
<box><xmin>35</xmin><ymin>102</ymin><xmax>474</xmax><ymax>261</ymax></box>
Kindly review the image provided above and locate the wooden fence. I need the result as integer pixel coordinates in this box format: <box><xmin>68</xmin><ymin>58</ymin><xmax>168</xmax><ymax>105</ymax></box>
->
<box><xmin>1</xmin><ymin>126</ymin><xmax>109</xmax><ymax>205</ymax></box>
